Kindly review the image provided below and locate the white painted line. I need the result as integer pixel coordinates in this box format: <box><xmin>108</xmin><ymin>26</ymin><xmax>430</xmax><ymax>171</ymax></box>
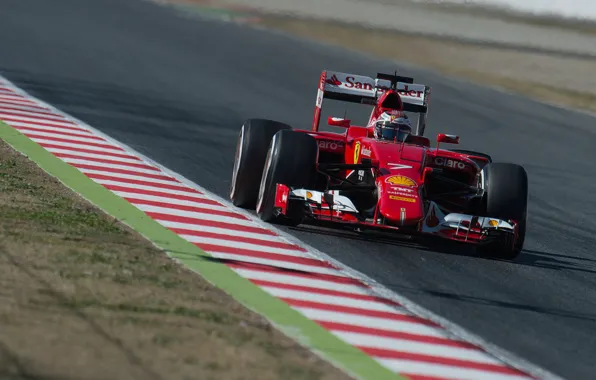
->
<box><xmin>10</xmin><ymin>122</ymin><xmax>93</xmax><ymax>136</ymax></box>
<box><xmin>208</xmin><ymin>251</ymin><xmax>345</xmax><ymax>277</ymax></box>
<box><xmin>375</xmin><ymin>358</ymin><xmax>532</xmax><ymax>380</ymax></box>
<box><xmin>0</xmin><ymin>109</ymin><xmax>68</xmax><ymax>122</ymax></box>
<box><xmin>30</xmin><ymin>138</ymin><xmax>124</xmax><ymax>153</ymax></box>
<box><xmin>0</xmin><ymin>89</ymin><xmax>18</xmax><ymax>95</ymax></box>
<box><xmin>233</xmin><ymin>267</ymin><xmax>371</xmax><ymax>294</ymax></box>
<box><xmin>157</xmin><ymin>220</ymin><xmax>281</xmax><ymax>241</ymax></box>
<box><xmin>77</xmin><ymin>168</ymin><xmax>178</xmax><ymax>185</ymax></box>
<box><xmin>178</xmin><ymin>234</ymin><xmax>308</xmax><ymax>258</ymax></box>
<box><xmin>296</xmin><ymin>308</ymin><xmax>448</xmax><ymax>338</ymax></box>
<box><xmin>18</xmin><ymin>129</ymin><xmax>107</xmax><ymax>144</ymax></box>
<box><xmin>334</xmin><ymin>330</ymin><xmax>503</xmax><ymax>365</ymax></box>
<box><xmin>261</xmin><ymin>286</ymin><xmax>402</xmax><ymax>313</ymax></box>
<box><xmin>63</xmin><ymin>158</ymin><xmax>172</xmax><ymax>176</ymax></box>
<box><xmin>112</xmin><ymin>191</ymin><xmax>228</xmax><ymax>209</ymax></box>
<box><xmin>92</xmin><ymin>179</ymin><xmax>206</xmax><ymax>198</ymax></box>
<box><xmin>0</xmin><ymin>94</ymin><xmax>36</xmax><ymax>103</ymax></box>
<box><xmin>135</xmin><ymin>203</ymin><xmax>258</xmax><ymax>227</ymax></box>
<box><xmin>1</xmin><ymin>114</ymin><xmax>78</xmax><ymax>127</ymax></box>
<box><xmin>47</xmin><ymin>148</ymin><xmax>143</xmax><ymax>164</ymax></box>
<box><xmin>0</xmin><ymin>101</ymin><xmax>52</xmax><ymax>113</ymax></box>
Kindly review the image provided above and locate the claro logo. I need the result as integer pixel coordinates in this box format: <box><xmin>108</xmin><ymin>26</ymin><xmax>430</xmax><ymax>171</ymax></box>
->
<box><xmin>434</xmin><ymin>157</ymin><xmax>466</xmax><ymax>170</ymax></box>
<box><xmin>318</xmin><ymin>140</ymin><xmax>344</xmax><ymax>151</ymax></box>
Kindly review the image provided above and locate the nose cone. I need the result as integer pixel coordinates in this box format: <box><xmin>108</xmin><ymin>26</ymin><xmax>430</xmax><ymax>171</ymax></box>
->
<box><xmin>378</xmin><ymin>174</ymin><xmax>424</xmax><ymax>226</ymax></box>
<box><xmin>369</xmin><ymin>140</ymin><xmax>427</xmax><ymax>226</ymax></box>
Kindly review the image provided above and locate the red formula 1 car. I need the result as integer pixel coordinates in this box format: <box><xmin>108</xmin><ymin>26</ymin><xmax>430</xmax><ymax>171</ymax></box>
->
<box><xmin>230</xmin><ymin>70</ymin><xmax>528</xmax><ymax>259</ymax></box>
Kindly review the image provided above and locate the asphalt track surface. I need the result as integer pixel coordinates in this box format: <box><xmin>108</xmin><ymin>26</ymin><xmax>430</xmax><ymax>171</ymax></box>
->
<box><xmin>1</xmin><ymin>1</ymin><xmax>596</xmax><ymax>379</ymax></box>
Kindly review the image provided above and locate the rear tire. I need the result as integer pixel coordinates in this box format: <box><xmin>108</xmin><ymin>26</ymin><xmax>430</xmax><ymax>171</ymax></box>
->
<box><xmin>229</xmin><ymin>119</ymin><xmax>292</xmax><ymax>208</ymax></box>
<box><xmin>256</xmin><ymin>130</ymin><xmax>318</xmax><ymax>225</ymax></box>
<box><xmin>478</xmin><ymin>163</ymin><xmax>528</xmax><ymax>260</ymax></box>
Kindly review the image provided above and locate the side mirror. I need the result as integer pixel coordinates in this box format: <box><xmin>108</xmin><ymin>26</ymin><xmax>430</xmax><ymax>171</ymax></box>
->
<box><xmin>328</xmin><ymin>116</ymin><xmax>351</xmax><ymax>128</ymax></box>
<box><xmin>437</xmin><ymin>133</ymin><xmax>459</xmax><ymax>144</ymax></box>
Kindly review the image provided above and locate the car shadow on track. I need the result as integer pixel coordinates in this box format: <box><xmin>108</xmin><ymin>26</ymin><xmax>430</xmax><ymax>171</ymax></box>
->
<box><xmin>515</xmin><ymin>249</ymin><xmax>596</xmax><ymax>275</ymax></box>
<box><xmin>386</xmin><ymin>282</ymin><xmax>596</xmax><ymax>323</ymax></box>
<box><xmin>290</xmin><ymin>224</ymin><xmax>596</xmax><ymax>275</ymax></box>
<box><xmin>286</xmin><ymin>223</ymin><xmax>487</xmax><ymax>260</ymax></box>
<box><xmin>286</xmin><ymin>222</ymin><xmax>596</xmax><ymax>268</ymax></box>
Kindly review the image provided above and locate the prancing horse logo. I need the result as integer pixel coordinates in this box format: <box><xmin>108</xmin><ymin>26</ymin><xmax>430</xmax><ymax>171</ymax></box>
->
<box><xmin>353</xmin><ymin>141</ymin><xmax>361</xmax><ymax>164</ymax></box>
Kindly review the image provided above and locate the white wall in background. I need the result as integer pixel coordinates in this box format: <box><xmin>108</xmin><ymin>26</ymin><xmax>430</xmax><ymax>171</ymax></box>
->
<box><xmin>424</xmin><ymin>0</ymin><xmax>596</xmax><ymax>20</ymax></box>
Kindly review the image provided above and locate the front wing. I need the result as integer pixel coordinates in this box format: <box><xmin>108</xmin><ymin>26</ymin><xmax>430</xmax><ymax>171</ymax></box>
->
<box><xmin>274</xmin><ymin>184</ymin><xmax>520</xmax><ymax>247</ymax></box>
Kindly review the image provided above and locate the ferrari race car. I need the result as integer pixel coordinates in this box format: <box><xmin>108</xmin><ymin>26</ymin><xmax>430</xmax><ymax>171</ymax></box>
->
<box><xmin>230</xmin><ymin>70</ymin><xmax>528</xmax><ymax>260</ymax></box>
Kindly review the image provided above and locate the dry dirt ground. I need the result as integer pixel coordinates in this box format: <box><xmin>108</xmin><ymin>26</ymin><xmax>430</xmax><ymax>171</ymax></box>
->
<box><xmin>256</xmin><ymin>17</ymin><xmax>596</xmax><ymax>114</ymax></box>
<box><xmin>0</xmin><ymin>139</ymin><xmax>350</xmax><ymax>380</ymax></box>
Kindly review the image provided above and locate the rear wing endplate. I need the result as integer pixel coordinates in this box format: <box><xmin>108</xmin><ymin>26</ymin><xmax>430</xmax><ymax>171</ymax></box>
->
<box><xmin>312</xmin><ymin>70</ymin><xmax>432</xmax><ymax>135</ymax></box>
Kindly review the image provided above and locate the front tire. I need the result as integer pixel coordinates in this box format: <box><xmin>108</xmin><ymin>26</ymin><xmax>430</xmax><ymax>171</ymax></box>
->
<box><xmin>230</xmin><ymin>119</ymin><xmax>292</xmax><ymax>208</ymax></box>
<box><xmin>478</xmin><ymin>163</ymin><xmax>528</xmax><ymax>260</ymax></box>
<box><xmin>256</xmin><ymin>130</ymin><xmax>318</xmax><ymax>225</ymax></box>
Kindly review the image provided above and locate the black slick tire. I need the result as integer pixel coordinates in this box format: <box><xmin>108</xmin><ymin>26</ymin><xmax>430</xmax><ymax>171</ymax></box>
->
<box><xmin>256</xmin><ymin>130</ymin><xmax>318</xmax><ymax>225</ymax></box>
<box><xmin>229</xmin><ymin>119</ymin><xmax>292</xmax><ymax>209</ymax></box>
<box><xmin>479</xmin><ymin>163</ymin><xmax>528</xmax><ymax>260</ymax></box>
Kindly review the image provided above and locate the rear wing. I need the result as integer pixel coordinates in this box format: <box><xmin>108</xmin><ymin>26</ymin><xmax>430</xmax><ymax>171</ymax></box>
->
<box><xmin>312</xmin><ymin>70</ymin><xmax>432</xmax><ymax>135</ymax></box>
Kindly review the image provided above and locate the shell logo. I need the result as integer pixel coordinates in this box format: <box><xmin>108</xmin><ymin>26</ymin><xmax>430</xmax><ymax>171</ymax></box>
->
<box><xmin>385</xmin><ymin>175</ymin><xmax>416</xmax><ymax>187</ymax></box>
<box><xmin>354</xmin><ymin>141</ymin><xmax>361</xmax><ymax>164</ymax></box>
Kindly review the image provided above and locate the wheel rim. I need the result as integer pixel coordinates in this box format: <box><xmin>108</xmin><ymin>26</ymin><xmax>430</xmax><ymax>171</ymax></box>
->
<box><xmin>256</xmin><ymin>135</ymin><xmax>276</xmax><ymax>214</ymax></box>
<box><xmin>229</xmin><ymin>126</ymin><xmax>244</xmax><ymax>199</ymax></box>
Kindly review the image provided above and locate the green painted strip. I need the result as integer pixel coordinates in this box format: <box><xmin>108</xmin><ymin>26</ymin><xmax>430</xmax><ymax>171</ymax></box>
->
<box><xmin>0</xmin><ymin>121</ymin><xmax>403</xmax><ymax>380</ymax></box>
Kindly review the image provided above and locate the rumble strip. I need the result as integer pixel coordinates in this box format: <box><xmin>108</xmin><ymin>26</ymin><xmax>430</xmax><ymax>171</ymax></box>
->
<box><xmin>0</xmin><ymin>76</ymin><xmax>547</xmax><ymax>380</ymax></box>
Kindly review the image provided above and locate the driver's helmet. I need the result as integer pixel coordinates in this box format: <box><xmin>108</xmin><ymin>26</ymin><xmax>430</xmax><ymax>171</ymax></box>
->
<box><xmin>374</xmin><ymin>112</ymin><xmax>412</xmax><ymax>142</ymax></box>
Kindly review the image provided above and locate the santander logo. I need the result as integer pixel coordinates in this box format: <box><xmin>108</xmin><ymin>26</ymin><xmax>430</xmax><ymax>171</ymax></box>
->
<box><xmin>345</xmin><ymin>76</ymin><xmax>374</xmax><ymax>90</ymax></box>
<box><xmin>325</xmin><ymin>75</ymin><xmax>342</xmax><ymax>86</ymax></box>
<box><xmin>325</xmin><ymin>75</ymin><xmax>374</xmax><ymax>90</ymax></box>
<box><xmin>325</xmin><ymin>74</ymin><xmax>424</xmax><ymax>98</ymax></box>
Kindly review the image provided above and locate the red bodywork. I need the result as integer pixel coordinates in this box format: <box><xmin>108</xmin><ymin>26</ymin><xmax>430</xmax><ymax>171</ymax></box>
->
<box><xmin>275</xmin><ymin>70</ymin><xmax>518</xmax><ymax>248</ymax></box>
